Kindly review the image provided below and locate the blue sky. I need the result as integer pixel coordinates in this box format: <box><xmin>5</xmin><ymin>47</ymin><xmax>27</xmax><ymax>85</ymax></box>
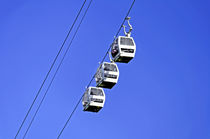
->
<box><xmin>0</xmin><ymin>0</ymin><xmax>209</xmax><ymax>138</ymax></box>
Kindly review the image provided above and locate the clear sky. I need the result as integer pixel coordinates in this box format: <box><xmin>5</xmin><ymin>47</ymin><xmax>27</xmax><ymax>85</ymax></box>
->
<box><xmin>0</xmin><ymin>0</ymin><xmax>209</xmax><ymax>138</ymax></box>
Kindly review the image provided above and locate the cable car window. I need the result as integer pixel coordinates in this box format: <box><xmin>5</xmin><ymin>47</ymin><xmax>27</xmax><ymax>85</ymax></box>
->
<box><xmin>91</xmin><ymin>98</ymin><xmax>103</xmax><ymax>103</ymax></box>
<box><xmin>111</xmin><ymin>45</ymin><xmax>119</xmax><ymax>57</ymax></box>
<box><xmin>121</xmin><ymin>48</ymin><xmax>134</xmax><ymax>53</ymax></box>
<box><xmin>90</xmin><ymin>88</ymin><xmax>104</xmax><ymax>96</ymax></box>
<box><xmin>104</xmin><ymin>63</ymin><xmax>118</xmax><ymax>72</ymax></box>
<box><xmin>104</xmin><ymin>74</ymin><xmax>117</xmax><ymax>79</ymax></box>
<box><xmin>120</xmin><ymin>37</ymin><xmax>134</xmax><ymax>46</ymax></box>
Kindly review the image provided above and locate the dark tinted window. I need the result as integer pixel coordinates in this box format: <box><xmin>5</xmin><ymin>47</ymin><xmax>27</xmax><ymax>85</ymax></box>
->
<box><xmin>90</xmin><ymin>88</ymin><xmax>104</xmax><ymax>96</ymax></box>
<box><xmin>121</xmin><ymin>48</ymin><xmax>134</xmax><ymax>53</ymax></box>
<box><xmin>91</xmin><ymin>98</ymin><xmax>103</xmax><ymax>103</ymax></box>
<box><xmin>104</xmin><ymin>63</ymin><xmax>118</xmax><ymax>72</ymax></box>
<box><xmin>120</xmin><ymin>37</ymin><xmax>134</xmax><ymax>46</ymax></box>
<box><xmin>104</xmin><ymin>74</ymin><xmax>117</xmax><ymax>79</ymax></box>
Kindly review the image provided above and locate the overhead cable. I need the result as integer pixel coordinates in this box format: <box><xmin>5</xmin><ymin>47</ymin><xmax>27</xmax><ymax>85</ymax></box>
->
<box><xmin>14</xmin><ymin>0</ymin><xmax>87</xmax><ymax>138</ymax></box>
<box><xmin>22</xmin><ymin>0</ymin><xmax>93</xmax><ymax>138</ymax></box>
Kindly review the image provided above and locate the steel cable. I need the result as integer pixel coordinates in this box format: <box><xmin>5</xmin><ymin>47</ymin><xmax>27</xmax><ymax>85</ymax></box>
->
<box><xmin>14</xmin><ymin>0</ymin><xmax>87</xmax><ymax>138</ymax></box>
<box><xmin>22</xmin><ymin>0</ymin><xmax>93</xmax><ymax>138</ymax></box>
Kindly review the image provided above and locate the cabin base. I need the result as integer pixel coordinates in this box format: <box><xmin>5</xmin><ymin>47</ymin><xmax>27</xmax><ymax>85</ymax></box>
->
<box><xmin>114</xmin><ymin>56</ymin><xmax>133</xmax><ymax>63</ymax></box>
<box><xmin>97</xmin><ymin>81</ymin><xmax>116</xmax><ymax>89</ymax></box>
<box><xmin>84</xmin><ymin>105</ymin><xmax>102</xmax><ymax>113</ymax></box>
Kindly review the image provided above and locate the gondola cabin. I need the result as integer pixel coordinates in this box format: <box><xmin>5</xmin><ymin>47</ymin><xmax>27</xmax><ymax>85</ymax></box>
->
<box><xmin>111</xmin><ymin>36</ymin><xmax>136</xmax><ymax>63</ymax></box>
<box><xmin>82</xmin><ymin>87</ymin><xmax>105</xmax><ymax>112</ymax></box>
<box><xmin>95</xmin><ymin>62</ymin><xmax>119</xmax><ymax>89</ymax></box>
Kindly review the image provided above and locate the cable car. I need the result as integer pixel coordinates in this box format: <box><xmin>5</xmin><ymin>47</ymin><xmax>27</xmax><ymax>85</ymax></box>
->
<box><xmin>111</xmin><ymin>36</ymin><xmax>136</xmax><ymax>63</ymax></box>
<box><xmin>95</xmin><ymin>62</ymin><xmax>119</xmax><ymax>89</ymax></box>
<box><xmin>111</xmin><ymin>17</ymin><xmax>136</xmax><ymax>63</ymax></box>
<box><xmin>82</xmin><ymin>87</ymin><xmax>105</xmax><ymax>112</ymax></box>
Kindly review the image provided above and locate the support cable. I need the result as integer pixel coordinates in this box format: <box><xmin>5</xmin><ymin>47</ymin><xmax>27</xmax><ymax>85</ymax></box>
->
<box><xmin>57</xmin><ymin>2</ymin><xmax>93</xmax><ymax>138</ymax></box>
<box><xmin>14</xmin><ymin>0</ymin><xmax>87</xmax><ymax>138</ymax></box>
<box><xmin>22</xmin><ymin>0</ymin><xmax>92</xmax><ymax>137</ymax></box>
<box><xmin>56</xmin><ymin>0</ymin><xmax>135</xmax><ymax>138</ymax></box>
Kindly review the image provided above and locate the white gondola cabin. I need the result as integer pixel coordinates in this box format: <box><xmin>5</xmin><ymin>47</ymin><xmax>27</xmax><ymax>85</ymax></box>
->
<box><xmin>95</xmin><ymin>62</ymin><xmax>119</xmax><ymax>89</ymax></box>
<box><xmin>82</xmin><ymin>87</ymin><xmax>105</xmax><ymax>112</ymax></box>
<box><xmin>111</xmin><ymin>36</ymin><xmax>136</xmax><ymax>63</ymax></box>
<box><xmin>111</xmin><ymin>17</ymin><xmax>136</xmax><ymax>63</ymax></box>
